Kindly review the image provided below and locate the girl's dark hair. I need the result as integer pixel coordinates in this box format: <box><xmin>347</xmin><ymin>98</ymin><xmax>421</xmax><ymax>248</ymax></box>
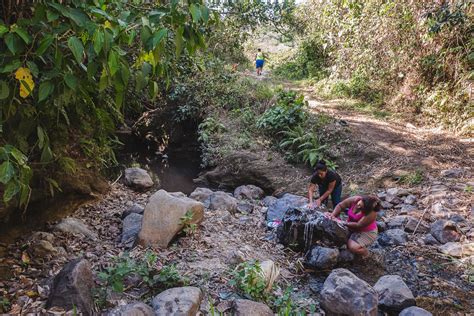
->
<box><xmin>361</xmin><ymin>195</ymin><xmax>382</xmax><ymax>215</ymax></box>
<box><xmin>314</xmin><ymin>160</ymin><xmax>328</xmax><ymax>172</ymax></box>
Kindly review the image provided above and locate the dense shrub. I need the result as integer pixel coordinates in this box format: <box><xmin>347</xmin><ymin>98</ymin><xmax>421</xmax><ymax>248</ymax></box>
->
<box><xmin>256</xmin><ymin>90</ymin><xmax>307</xmax><ymax>133</ymax></box>
<box><xmin>0</xmin><ymin>0</ymin><xmax>211</xmax><ymax>207</ymax></box>
<box><xmin>287</xmin><ymin>0</ymin><xmax>472</xmax><ymax>132</ymax></box>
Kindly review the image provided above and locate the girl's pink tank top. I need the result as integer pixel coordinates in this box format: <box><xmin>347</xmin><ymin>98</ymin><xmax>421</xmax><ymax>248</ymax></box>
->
<box><xmin>347</xmin><ymin>199</ymin><xmax>378</xmax><ymax>232</ymax></box>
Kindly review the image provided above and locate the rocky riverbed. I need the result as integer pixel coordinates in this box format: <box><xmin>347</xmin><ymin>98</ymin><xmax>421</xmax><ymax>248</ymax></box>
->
<box><xmin>0</xmin><ymin>166</ymin><xmax>472</xmax><ymax>315</ymax></box>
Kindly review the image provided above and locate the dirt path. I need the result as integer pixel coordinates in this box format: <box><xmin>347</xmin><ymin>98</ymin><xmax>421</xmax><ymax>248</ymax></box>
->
<box><xmin>284</xmin><ymin>84</ymin><xmax>472</xmax><ymax>191</ymax></box>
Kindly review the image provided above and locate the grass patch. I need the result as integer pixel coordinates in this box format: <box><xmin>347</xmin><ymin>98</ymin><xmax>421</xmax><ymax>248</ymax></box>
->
<box><xmin>398</xmin><ymin>170</ymin><xmax>424</xmax><ymax>185</ymax></box>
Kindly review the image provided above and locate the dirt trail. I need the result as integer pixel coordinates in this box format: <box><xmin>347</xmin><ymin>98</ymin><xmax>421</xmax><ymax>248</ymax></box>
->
<box><xmin>285</xmin><ymin>84</ymin><xmax>472</xmax><ymax>191</ymax></box>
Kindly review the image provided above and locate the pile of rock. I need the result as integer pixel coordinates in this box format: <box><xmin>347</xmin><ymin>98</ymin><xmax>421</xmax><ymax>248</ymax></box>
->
<box><xmin>319</xmin><ymin>269</ymin><xmax>431</xmax><ymax>315</ymax></box>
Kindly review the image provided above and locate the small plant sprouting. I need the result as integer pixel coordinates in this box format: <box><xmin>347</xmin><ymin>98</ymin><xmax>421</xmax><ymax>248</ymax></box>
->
<box><xmin>180</xmin><ymin>210</ymin><xmax>198</xmax><ymax>235</ymax></box>
<box><xmin>398</xmin><ymin>170</ymin><xmax>424</xmax><ymax>185</ymax></box>
<box><xmin>229</xmin><ymin>260</ymin><xmax>269</xmax><ymax>302</ymax></box>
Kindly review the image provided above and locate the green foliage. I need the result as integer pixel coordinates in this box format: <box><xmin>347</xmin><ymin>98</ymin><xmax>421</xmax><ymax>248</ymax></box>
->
<box><xmin>180</xmin><ymin>210</ymin><xmax>198</xmax><ymax>236</ymax></box>
<box><xmin>257</xmin><ymin>90</ymin><xmax>307</xmax><ymax>133</ymax></box>
<box><xmin>330</xmin><ymin>71</ymin><xmax>383</xmax><ymax>105</ymax></box>
<box><xmin>0</xmin><ymin>0</ymin><xmax>211</xmax><ymax>206</ymax></box>
<box><xmin>293</xmin><ymin>0</ymin><xmax>472</xmax><ymax>132</ymax></box>
<box><xmin>272</xmin><ymin>287</ymin><xmax>316</xmax><ymax>316</ymax></box>
<box><xmin>0</xmin><ymin>145</ymin><xmax>32</xmax><ymax>206</ymax></box>
<box><xmin>0</xmin><ymin>297</ymin><xmax>10</xmax><ymax>313</ymax></box>
<box><xmin>272</xmin><ymin>38</ymin><xmax>329</xmax><ymax>80</ymax></box>
<box><xmin>198</xmin><ymin>117</ymin><xmax>226</xmax><ymax>143</ymax></box>
<box><xmin>229</xmin><ymin>260</ymin><xmax>269</xmax><ymax>302</ymax></box>
<box><xmin>398</xmin><ymin>170</ymin><xmax>424</xmax><ymax>185</ymax></box>
<box><xmin>96</xmin><ymin>251</ymin><xmax>186</xmax><ymax>307</ymax></box>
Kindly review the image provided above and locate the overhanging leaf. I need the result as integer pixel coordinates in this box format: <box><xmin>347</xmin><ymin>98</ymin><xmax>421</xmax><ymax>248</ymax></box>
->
<box><xmin>108</xmin><ymin>50</ymin><xmax>119</xmax><ymax>76</ymax></box>
<box><xmin>64</xmin><ymin>73</ymin><xmax>78</xmax><ymax>89</ymax></box>
<box><xmin>93</xmin><ymin>28</ymin><xmax>104</xmax><ymax>54</ymax></box>
<box><xmin>38</xmin><ymin>81</ymin><xmax>54</xmax><ymax>102</ymax></box>
<box><xmin>67</xmin><ymin>36</ymin><xmax>84</xmax><ymax>64</ymax></box>
<box><xmin>0</xmin><ymin>161</ymin><xmax>15</xmax><ymax>184</ymax></box>
<box><xmin>0</xmin><ymin>81</ymin><xmax>9</xmax><ymax>100</ymax></box>
<box><xmin>36</xmin><ymin>34</ymin><xmax>54</xmax><ymax>55</ymax></box>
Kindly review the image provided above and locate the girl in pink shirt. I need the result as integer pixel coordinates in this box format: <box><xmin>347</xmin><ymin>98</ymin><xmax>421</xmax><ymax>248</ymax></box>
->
<box><xmin>330</xmin><ymin>195</ymin><xmax>381</xmax><ymax>257</ymax></box>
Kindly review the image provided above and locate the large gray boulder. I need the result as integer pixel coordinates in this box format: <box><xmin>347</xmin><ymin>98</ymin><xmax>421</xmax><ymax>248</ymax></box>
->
<box><xmin>374</xmin><ymin>275</ymin><xmax>415</xmax><ymax>312</ymax></box>
<box><xmin>320</xmin><ymin>268</ymin><xmax>378</xmax><ymax>315</ymax></box>
<box><xmin>55</xmin><ymin>218</ymin><xmax>98</xmax><ymax>241</ymax></box>
<box><xmin>121</xmin><ymin>204</ymin><xmax>144</xmax><ymax>219</ymax></box>
<box><xmin>107</xmin><ymin>302</ymin><xmax>154</xmax><ymax>316</ymax></box>
<box><xmin>124</xmin><ymin>167</ymin><xmax>154</xmax><ymax>190</ymax></box>
<box><xmin>121</xmin><ymin>213</ymin><xmax>143</xmax><ymax>248</ymax></box>
<box><xmin>234</xmin><ymin>185</ymin><xmax>265</xmax><ymax>200</ymax></box>
<box><xmin>208</xmin><ymin>191</ymin><xmax>238</xmax><ymax>213</ymax></box>
<box><xmin>232</xmin><ymin>299</ymin><xmax>273</xmax><ymax>316</ymax></box>
<box><xmin>305</xmin><ymin>246</ymin><xmax>339</xmax><ymax>270</ymax></box>
<box><xmin>138</xmin><ymin>190</ymin><xmax>204</xmax><ymax>248</ymax></box>
<box><xmin>277</xmin><ymin>208</ymin><xmax>349</xmax><ymax>250</ymax></box>
<box><xmin>189</xmin><ymin>187</ymin><xmax>213</xmax><ymax>205</ymax></box>
<box><xmin>437</xmin><ymin>242</ymin><xmax>473</xmax><ymax>258</ymax></box>
<box><xmin>430</xmin><ymin>220</ymin><xmax>461</xmax><ymax>244</ymax></box>
<box><xmin>267</xmin><ymin>193</ymin><xmax>308</xmax><ymax>221</ymax></box>
<box><xmin>378</xmin><ymin>229</ymin><xmax>408</xmax><ymax>246</ymax></box>
<box><xmin>46</xmin><ymin>259</ymin><xmax>95</xmax><ymax>315</ymax></box>
<box><xmin>399</xmin><ymin>306</ymin><xmax>433</xmax><ymax>316</ymax></box>
<box><xmin>151</xmin><ymin>286</ymin><xmax>202</xmax><ymax>315</ymax></box>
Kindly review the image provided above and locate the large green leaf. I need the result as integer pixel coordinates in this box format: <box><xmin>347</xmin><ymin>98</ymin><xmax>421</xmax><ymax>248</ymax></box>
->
<box><xmin>64</xmin><ymin>73</ymin><xmax>78</xmax><ymax>90</ymax></box>
<box><xmin>4</xmin><ymin>33</ymin><xmax>23</xmax><ymax>55</ymax></box>
<box><xmin>3</xmin><ymin>180</ymin><xmax>20</xmax><ymax>203</ymax></box>
<box><xmin>13</xmin><ymin>27</ymin><xmax>32</xmax><ymax>44</ymax></box>
<box><xmin>175</xmin><ymin>26</ymin><xmax>184</xmax><ymax>56</ymax></box>
<box><xmin>0</xmin><ymin>60</ymin><xmax>21</xmax><ymax>73</ymax></box>
<box><xmin>67</xmin><ymin>36</ymin><xmax>84</xmax><ymax>64</ymax></box>
<box><xmin>93</xmin><ymin>28</ymin><xmax>104</xmax><ymax>54</ymax></box>
<box><xmin>190</xmin><ymin>4</ymin><xmax>201</xmax><ymax>23</ymax></box>
<box><xmin>26</xmin><ymin>61</ymin><xmax>39</xmax><ymax>77</ymax></box>
<box><xmin>0</xmin><ymin>161</ymin><xmax>15</xmax><ymax>184</ymax></box>
<box><xmin>65</xmin><ymin>8</ymin><xmax>89</xmax><ymax>27</ymax></box>
<box><xmin>148</xmin><ymin>28</ymin><xmax>168</xmax><ymax>49</ymax></box>
<box><xmin>38</xmin><ymin>81</ymin><xmax>54</xmax><ymax>102</ymax></box>
<box><xmin>0</xmin><ymin>24</ymin><xmax>8</xmax><ymax>37</ymax></box>
<box><xmin>108</xmin><ymin>50</ymin><xmax>119</xmax><ymax>76</ymax></box>
<box><xmin>0</xmin><ymin>81</ymin><xmax>9</xmax><ymax>100</ymax></box>
<box><xmin>37</xmin><ymin>126</ymin><xmax>45</xmax><ymax>149</ymax></box>
<box><xmin>9</xmin><ymin>147</ymin><xmax>27</xmax><ymax>165</ymax></box>
<box><xmin>36</xmin><ymin>34</ymin><xmax>54</xmax><ymax>55</ymax></box>
<box><xmin>40</xmin><ymin>146</ymin><xmax>53</xmax><ymax>163</ymax></box>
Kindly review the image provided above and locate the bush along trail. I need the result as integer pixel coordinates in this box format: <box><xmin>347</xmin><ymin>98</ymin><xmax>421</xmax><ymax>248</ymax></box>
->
<box><xmin>0</xmin><ymin>161</ymin><xmax>472</xmax><ymax>314</ymax></box>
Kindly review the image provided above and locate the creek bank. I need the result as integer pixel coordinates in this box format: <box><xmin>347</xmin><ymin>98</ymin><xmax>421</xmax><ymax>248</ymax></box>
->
<box><xmin>0</xmin><ymin>165</ymin><xmax>473</xmax><ymax>314</ymax></box>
